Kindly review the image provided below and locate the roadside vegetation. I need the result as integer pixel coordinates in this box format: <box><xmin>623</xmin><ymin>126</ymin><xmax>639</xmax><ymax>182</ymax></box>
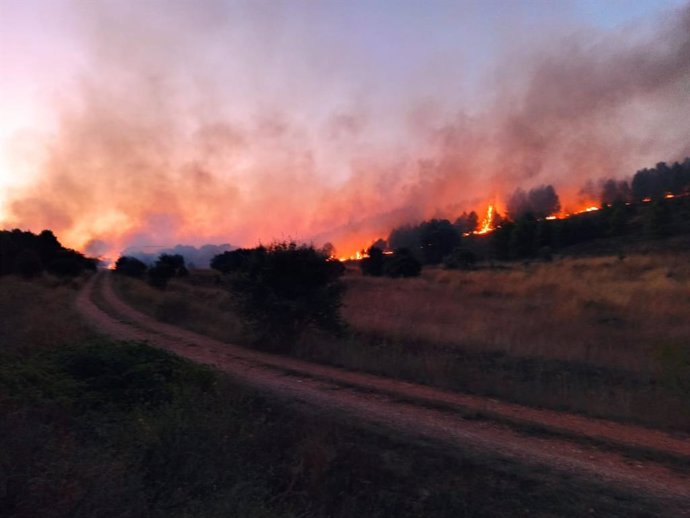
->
<box><xmin>3</xmin><ymin>272</ymin><xmax>670</xmax><ymax>517</ymax></box>
<box><xmin>114</xmin><ymin>244</ymin><xmax>690</xmax><ymax>431</ymax></box>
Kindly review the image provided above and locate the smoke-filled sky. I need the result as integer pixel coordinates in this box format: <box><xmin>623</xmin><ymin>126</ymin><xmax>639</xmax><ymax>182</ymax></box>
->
<box><xmin>1</xmin><ymin>0</ymin><xmax>689</xmax><ymax>258</ymax></box>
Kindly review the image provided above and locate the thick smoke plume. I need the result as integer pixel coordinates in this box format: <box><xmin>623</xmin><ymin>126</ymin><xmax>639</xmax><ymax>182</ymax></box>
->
<box><xmin>2</xmin><ymin>1</ymin><xmax>690</xmax><ymax>259</ymax></box>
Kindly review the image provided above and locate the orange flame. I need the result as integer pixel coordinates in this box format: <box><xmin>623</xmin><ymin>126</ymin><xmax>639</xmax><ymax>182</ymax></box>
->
<box><xmin>475</xmin><ymin>204</ymin><xmax>495</xmax><ymax>235</ymax></box>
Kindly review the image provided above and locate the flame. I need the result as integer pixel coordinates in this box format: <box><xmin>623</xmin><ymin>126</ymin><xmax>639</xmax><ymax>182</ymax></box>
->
<box><xmin>339</xmin><ymin>249</ymin><xmax>369</xmax><ymax>262</ymax></box>
<box><xmin>475</xmin><ymin>204</ymin><xmax>495</xmax><ymax>235</ymax></box>
<box><xmin>547</xmin><ymin>204</ymin><xmax>600</xmax><ymax>220</ymax></box>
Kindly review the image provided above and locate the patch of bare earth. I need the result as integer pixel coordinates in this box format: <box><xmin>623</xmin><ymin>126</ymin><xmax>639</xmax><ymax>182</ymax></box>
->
<box><xmin>77</xmin><ymin>272</ymin><xmax>690</xmax><ymax>514</ymax></box>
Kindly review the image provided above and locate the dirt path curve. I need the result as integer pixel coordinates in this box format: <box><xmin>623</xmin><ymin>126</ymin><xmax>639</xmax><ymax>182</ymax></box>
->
<box><xmin>77</xmin><ymin>272</ymin><xmax>690</xmax><ymax>511</ymax></box>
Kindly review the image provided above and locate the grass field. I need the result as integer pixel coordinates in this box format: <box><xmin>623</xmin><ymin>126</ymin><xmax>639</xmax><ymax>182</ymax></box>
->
<box><xmin>113</xmin><ymin>251</ymin><xmax>690</xmax><ymax>430</ymax></box>
<box><xmin>2</xmin><ymin>275</ymin><xmax>671</xmax><ymax>517</ymax></box>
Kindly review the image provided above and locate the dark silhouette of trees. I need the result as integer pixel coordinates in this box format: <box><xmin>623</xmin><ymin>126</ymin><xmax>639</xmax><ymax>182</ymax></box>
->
<box><xmin>210</xmin><ymin>248</ymin><xmax>256</xmax><ymax>274</ymax></box>
<box><xmin>47</xmin><ymin>251</ymin><xmax>90</xmax><ymax>277</ymax></box>
<box><xmin>215</xmin><ymin>242</ymin><xmax>345</xmax><ymax>351</ymax></box>
<box><xmin>383</xmin><ymin>248</ymin><xmax>421</xmax><ymax>278</ymax></box>
<box><xmin>507</xmin><ymin>185</ymin><xmax>561</xmax><ymax>219</ymax></box>
<box><xmin>490</xmin><ymin>221</ymin><xmax>514</xmax><ymax>260</ymax></box>
<box><xmin>509</xmin><ymin>216</ymin><xmax>538</xmax><ymax>258</ymax></box>
<box><xmin>631</xmin><ymin>159</ymin><xmax>690</xmax><ymax>201</ymax></box>
<box><xmin>608</xmin><ymin>201</ymin><xmax>629</xmax><ymax>235</ymax></box>
<box><xmin>388</xmin><ymin>224</ymin><xmax>419</xmax><ymax>253</ymax></box>
<box><xmin>360</xmin><ymin>246</ymin><xmax>385</xmax><ymax>276</ymax></box>
<box><xmin>454</xmin><ymin>211</ymin><xmax>479</xmax><ymax>234</ymax></box>
<box><xmin>148</xmin><ymin>254</ymin><xmax>188</xmax><ymax>288</ymax></box>
<box><xmin>645</xmin><ymin>198</ymin><xmax>672</xmax><ymax>237</ymax></box>
<box><xmin>388</xmin><ymin>219</ymin><xmax>461</xmax><ymax>265</ymax></box>
<box><xmin>418</xmin><ymin>219</ymin><xmax>461</xmax><ymax>264</ymax></box>
<box><xmin>0</xmin><ymin>229</ymin><xmax>96</xmax><ymax>278</ymax></box>
<box><xmin>370</xmin><ymin>238</ymin><xmax>387</xmax><ymax>250</ymax></box>
<box><xmin>601</xmin><ymin>179</ymin><xmax>632</xmax><ymax>205</ymax></box>
<box><xmin>320</xmin><ymin>242</ymin><xmax>336</xmax><ymax>259</ymax></box>
<box><xmin>115</xmin><ymin>256</ymin><xmax>148</xmax><ymax>278</ymax></box>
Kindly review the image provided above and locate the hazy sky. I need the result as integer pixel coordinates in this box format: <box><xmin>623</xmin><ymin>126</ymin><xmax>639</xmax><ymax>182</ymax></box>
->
<box><xmin>1</xmin><ymin>0</ymin><xmax>689</xmax><ymax>257</ymax></box>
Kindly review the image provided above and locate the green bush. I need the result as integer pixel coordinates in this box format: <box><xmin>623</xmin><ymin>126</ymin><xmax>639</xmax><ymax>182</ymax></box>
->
<box><xmin>223</xmin><ymin>242</ymin><xmax>345</xmax><ymax>351</ymax></box>
<box><xmin>114</xmin><ymin>256</ymin><xmax>148</xmax><ymax>278</ymax></box>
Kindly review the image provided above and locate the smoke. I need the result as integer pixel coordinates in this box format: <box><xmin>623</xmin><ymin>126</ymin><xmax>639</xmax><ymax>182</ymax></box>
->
<box><xmin>2</xmin><ymin>1</ymin><xmax>690</xmax><ymax>258</ymax></box>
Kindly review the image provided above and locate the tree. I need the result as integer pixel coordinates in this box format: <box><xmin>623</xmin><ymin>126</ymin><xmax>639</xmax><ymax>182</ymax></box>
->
<box><xmin>608</xmin><ymin>201</ymin><xmax>628</xmax><ymax>235</ymax></box>
<box><xmin>148</xmin><ymin>254</ymin><xmax>188</xmax><ymax>288</ymax></box>
<box><xmin>360</xmin><ymin>246</ymin><xmax>385</xmax><ymax>276</ymax></box>
<box><xmin>47</xmin><ymin>251</ymin><xmax>94</xmax><ymax>277</ymax></box>
<box><xmin>509</xmin><ymin>216</ymin><xmax>537</xmax><ymax>258</ymax></box>
<box><xmin>601</xmin><ymin>179</ymin><xmax>631</xmax><ymax>205</ymax></box>
<box><xmin>210</xmin><ymin>248</ymin><xmax>255</xmax><ymax>274</ymax></box>
<box><xmin>507</xmin><ymin>185</ymin><xmax>561</xmax><ymax>219</ymax></box>
<box><xmin>418</xmin><ymin>219</ymin><xmax>461</xmax><ymax>264</ymax></box>
<box><xmin>227</xmin><ymin>242</ymin><xmax>345</xmax><ymax>351</ymax></box>
<box><xmin>454</xmin><ymin>211</ymin><xmax>478</xmax><ymax>234</ymax></box>
<box><xmin>388</xmin><ymin>224</ymin><xmax>419</xmax><ymax>253</ymax></box>
<box><xmin>490</xmin><ymin>221</ymin><xmax>514</xmax><ymax>260</ymax></box>
<box><xmin>645</xmin><ymin>199</ymin><xmax>672</xmax><ymax>238</ymax></box>
<box><xmin>115</xmin><ymin>256</ymin><xmax>148</xmax><ymax>278</ymax></box>
<box><xmin>320</xmin><ymin>242</ymin><xmax>336</xmax><ymax>259</ymax></box>
<box><xmin>0</xmin><ymin>229</ymin><xmax>96</xmax><ymax>278</ymax></box>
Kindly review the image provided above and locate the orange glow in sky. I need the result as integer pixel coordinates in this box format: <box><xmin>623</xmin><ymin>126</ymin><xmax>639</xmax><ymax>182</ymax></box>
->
<box><xmin>2</xmin><ymin>1</ymin><xmax>689</xmax><ymax>259</ymax></box>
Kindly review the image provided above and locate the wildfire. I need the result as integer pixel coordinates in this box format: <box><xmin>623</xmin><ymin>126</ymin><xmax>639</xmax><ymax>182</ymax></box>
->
<box><xmin>475</xmin><ymin>204</ymin><xmax>495</xmax><ymax>235</ymax></box>
<box><xmin>333</xmin><ymin>200</ymin><xmax>607</xmax><ymax>263</ymax></box>
<box><xmin>339</xmin><ymin>249</ymin><xmax>368</xmax><ymax>262</ymax></box>
<box><xmin>546</xmin><ymin>205</ymin><xmax>600</xmax><ymax>220</ymax></box>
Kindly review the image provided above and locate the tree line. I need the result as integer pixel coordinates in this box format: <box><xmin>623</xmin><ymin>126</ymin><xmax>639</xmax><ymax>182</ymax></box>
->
<box><xmin>0</xmin><ymin>229</ymin><xmax>96</xmax><ymax>278</ymax></box>
<box><xmin>368</xmin><ymin>157</ymin><xmax>690</xmax><ymax>268</ymax></box>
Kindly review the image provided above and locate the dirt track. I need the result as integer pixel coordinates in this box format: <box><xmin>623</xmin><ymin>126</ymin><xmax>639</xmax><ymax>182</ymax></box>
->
<box><xmin>77</xmin><ymin>272</ymin><xmax>690</xmax><ymax>513</ymax></box>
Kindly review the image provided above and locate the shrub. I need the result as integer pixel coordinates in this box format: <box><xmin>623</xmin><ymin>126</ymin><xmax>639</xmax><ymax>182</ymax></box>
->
<box><xmin>384</xmin><ymin>249</ymin><xmax>421</xmax><ymax>278</ymax></box>
<box><xmin>360</xmin><ymin>246</ymin><xmax>385</xmax><ymax>276</ymax></box>
<box><xmin>114</xmin><ymin>256</ymin><xmax>148</xmax><ymax>278</ymax></box>
<box><xmin>210</xmin><ymin>248</ymin><xmax>254</xmax><ymax>274</ymax></box>
<box><xmin>226</xmin><ymin>242</ymin><xmax>345</xmax><ymax>351</ymax></box>
<box><xmin>47</xmin><ymin>250</ymin><xmax>95</xmax><ymax>277</ymax></box>
<box><xmin>148</xmin><ymin>254</ymin><xmax>188</xmax><ymax>289</ymax></box>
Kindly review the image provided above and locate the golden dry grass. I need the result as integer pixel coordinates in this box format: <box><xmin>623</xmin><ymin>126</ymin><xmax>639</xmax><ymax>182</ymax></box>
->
<box><xmin>343</xmin><ymin>253</ymin><xmax>690</xmax><ymax>373</ymax></box>
<box><xmin>111</xmin><ymin>256</ymin><xmax>690</xmax><ymax>428</ymax></box>
<box><xmin>112</xmin><ymin>274</ymin><xmax>246</xmax><ymax>344</ymax></box>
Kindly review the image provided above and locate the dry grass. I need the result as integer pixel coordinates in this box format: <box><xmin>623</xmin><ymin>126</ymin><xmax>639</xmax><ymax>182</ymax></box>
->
<box><xmin>111</xmin><ymin>255</ymin><xmax>690</xmax><ymax>429</ymax></box>
<box><xmin>113</xmin><ymin>274</ymin><xmax>247</xmax><ymax>344</ymax></box>
<box><xmin>0</xmin><ymin>275</ymin><xmax>95</xmax><ymax>354</ymax></box>
<box><xmin>343</xmin><ymin>253</ymin><xmax>690</xmax><ymax>373</ymax></box>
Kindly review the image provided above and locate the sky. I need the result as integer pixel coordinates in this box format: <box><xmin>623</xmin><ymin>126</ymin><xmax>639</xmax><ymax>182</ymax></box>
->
<box><xmin>1</xmin><ymin>0</ymin><xmax>689</xmax><ymax>258</ymax></box>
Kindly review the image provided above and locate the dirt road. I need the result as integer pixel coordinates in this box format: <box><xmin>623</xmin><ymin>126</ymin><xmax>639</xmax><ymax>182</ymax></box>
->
<box><xmin>77</xmin><ymin>272</ymin><xmax>690</xmax><ymax>513</ymax></box>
